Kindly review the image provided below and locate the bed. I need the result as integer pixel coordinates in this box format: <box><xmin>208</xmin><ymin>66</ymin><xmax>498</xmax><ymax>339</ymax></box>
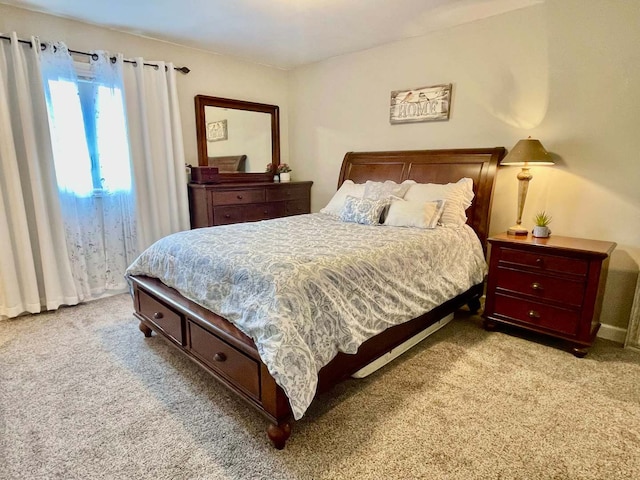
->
<box><xmin>127</xmin><ymin>147</ymin><xmax>505</xmax><ymax>448</ymax></box>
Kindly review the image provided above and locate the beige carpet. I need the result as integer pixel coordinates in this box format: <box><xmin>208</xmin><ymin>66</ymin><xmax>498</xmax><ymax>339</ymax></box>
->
<box><xmin>1</xmin><ymin>294</ymin><xmax>639</xmax><ymax>480</ymax></box>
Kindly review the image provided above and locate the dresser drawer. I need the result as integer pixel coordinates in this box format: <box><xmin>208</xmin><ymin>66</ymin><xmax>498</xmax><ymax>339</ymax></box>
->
<box><xmin>493</xmin><ymin>293</ymin><xmax>580</xmax><ymax>336</ymax></box>
<box><xmin>211</xmin><ymin>188</ymin><xmax>265</xmax><ymax>206</ymax></box>
<box><xmin>244</xmin><ymin>202</ymin><xmax>285</xmax><ymax>222</ymax></box>
<box><xmin>266</xmin><ymin>184</ymin><xmax>309</xmax><ymax>202</ymax></box>
<box><xmin>285</xmin><ymin>199</ymin><xmax>310</xmax><ymax>216</ymax></box>
<box><xmin>213</xmin><ymin>206</ymin><xmax>244</xmax><ymax>225</ymax></box>
<box><xmin>495</xmin><ymin>267</ymin><xmax>586</xmax><ymax>307</ymax></box>
<box><xmin>498</xmin><ymin>248</ymin><xmax>588</xmax><ymax>277</ymax></box>
<box><xmin>138</xmin><ymin>290</ymin><xmax>185</xmax><ymax>345</ymax></box>
<box><xmin>189</xmin><ymin>321</ymin><xmax>260</xmax><ymax>400</ymax></box>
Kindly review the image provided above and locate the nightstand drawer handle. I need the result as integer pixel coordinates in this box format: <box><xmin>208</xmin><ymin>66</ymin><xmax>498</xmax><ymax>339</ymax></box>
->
<box><xmin>531</xmin><ymin>282</ymin><xmax>544</xmax><ymax>291</ymax></box>
<box><xmin>213</xmin><ymin>352</ymin><xmax>227</xmax><ymax>362</ymax></box>
<box><xmin>528</xmin><ymin>310</ymin><xmax>541</xmax><ymax>319</ymax></box>
<box><xmin>153</xmin><ymin>312</ymin><xmax>164</xmax><ymax>320</ymax></box>
<box><xmin>535</xmin><ymin>258</ymin><xmax>544</xmax><ymax>266</ymax></box>
<box><xmin>237</xmin><ymin>195</ymin><xmax>243</xmax><ymax>199</ymax></box>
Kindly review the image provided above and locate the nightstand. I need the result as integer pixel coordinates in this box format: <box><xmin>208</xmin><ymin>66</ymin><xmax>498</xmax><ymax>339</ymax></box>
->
<box><xmin>483</xmin><ymin>233</ymin><xmax>616</xmax><ymax>357</ymax></box>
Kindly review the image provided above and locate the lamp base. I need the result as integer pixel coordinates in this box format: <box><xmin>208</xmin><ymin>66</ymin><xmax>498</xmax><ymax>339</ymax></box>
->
<box><xmin>507</xmin><ymin>225</ymin><xmax>529</xmax><ymax>236</ymax></box>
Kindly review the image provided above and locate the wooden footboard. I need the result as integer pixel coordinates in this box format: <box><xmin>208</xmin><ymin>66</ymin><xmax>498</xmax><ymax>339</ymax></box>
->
<box><xmin>130</xmin><ymin>275</ymin><xmax>483</xmax><ymax>449</ymax></box>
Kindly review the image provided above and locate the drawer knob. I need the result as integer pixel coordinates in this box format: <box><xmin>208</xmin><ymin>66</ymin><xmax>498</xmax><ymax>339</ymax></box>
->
<box><xmin>528</xmin><ymin>310</ymin><xmax>541</xmax><ymax>319</ymax></box>
<box><xmin>153</xmin><ymin>312</ymin><xmax>164</xmax><ymax>320</ymax></box>
<box><xmin>535</xmin><ymin>258</ymin><xmax>544</xmax><ymax>266</ymax></box>
<box><xmin>531</xmin><ymin>282</ymin><xmax>544</xmax><ymax>291</ymax></box>
<box><xmin>213</xmin><ymin>352</ymin><xmax>227</xmax><ymax>362</ymax></box>
<box><xmin>224</xmin><ymin>214</ymin><xmax>231</xmax><ymax>219</ymax></box>
<box><xmin>237</xmin><ymin>195</ymin><xmax>243</xmax><ymax>199</ymax></box>
<box><xmin>263</xmin><ymin>210</ymin><xmax>268</xmax><ymax>214</ymax></box>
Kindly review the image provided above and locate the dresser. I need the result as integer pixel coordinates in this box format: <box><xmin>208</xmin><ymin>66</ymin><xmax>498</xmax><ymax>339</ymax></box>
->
<box><xmin>188</xmin><ymin>181</ymin><xmax>312</xmax><ymax>228</ymax></box>
<box><xmin>483</xmin><ymin>233</ymin><xmax>616</xmax><ymax>357</ymax></box>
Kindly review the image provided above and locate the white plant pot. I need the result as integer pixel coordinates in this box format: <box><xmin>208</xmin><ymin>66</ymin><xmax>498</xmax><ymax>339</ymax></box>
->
<box><xmin>279</xmin><ymin>172</ymin><xmax>291</xmax><ymax>182</ymax></box>
<box><xmin>533</xmin><ymin>226</ymin><xmax>550</xmax><ymax>238</ymax></box>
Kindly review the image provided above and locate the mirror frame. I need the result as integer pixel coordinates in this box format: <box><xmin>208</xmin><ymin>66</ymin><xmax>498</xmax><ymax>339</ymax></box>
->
<box><xmin>195</xmin><ymin>95</ymin><xmax>279</xmax><ymax>183</ymax></box>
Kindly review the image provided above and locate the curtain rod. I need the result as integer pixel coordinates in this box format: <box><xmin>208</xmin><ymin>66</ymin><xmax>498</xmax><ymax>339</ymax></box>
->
<box><xmin>0</xmin><ymin>34</ymin><xmax>190</xmax><ymax>74</ymax></box>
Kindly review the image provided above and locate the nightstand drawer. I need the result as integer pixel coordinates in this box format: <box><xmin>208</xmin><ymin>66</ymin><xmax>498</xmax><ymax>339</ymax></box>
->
<box><xmin>493</xmin><ymin>293</ymin><xmax>579</xmax><ymax>336</ymax></box>
<box><xmin>211</xmin><ymin>188</ymin><xmax>265</xmax><ymax>206</ymax></box>
<box><xmin>495</xmin><ymin>267</ymin><xmax>586</xmax><ymax>307</ymax></box>
<box><xmin>498</xmin><ymin>248</ymin><xmax>588</xmax><ymax>277</ymax></box>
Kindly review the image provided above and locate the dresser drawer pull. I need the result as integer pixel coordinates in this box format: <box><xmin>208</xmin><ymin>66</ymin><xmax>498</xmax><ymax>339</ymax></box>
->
<box><xmin>531</xmin><ymin>282</ymin><xmax>544</xmax><ymax>291</ymax></box>
<box><xmin>237</xmin><ymin>195</ymin><xmax>243</xmax><ymax>200</ymax></box>
<box><xmin>213</xmin><ymin>352</ymin><xmax>227</xmax><ymax>362</ymax></box>
<box><xmin>263</xmin><ymin>210</ymin><xmax>269</xmax><ymax>214</ymax></box>
<box><xmin>535</xmin><ymin>258</ymin><xmax>544</xmax><ymax>266</ymax></box>
<box><xmin>528</xmin><ymin>310</ymin><xmax>541</xmax><ymax>319</ymax></box>
<box><xmin>224</xmin><ymin>214</ymin><xmax>231</xmax><ymax>219</ymax></box>
<box><xmin>153</xmin><ymin>312</ymin><xmax>164</xmax><ymax>320</ymax></box>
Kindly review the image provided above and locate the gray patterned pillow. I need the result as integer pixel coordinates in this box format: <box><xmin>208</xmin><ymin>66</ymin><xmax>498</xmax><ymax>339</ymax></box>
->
<box><xmin>339</xmin><ymin>195</ymin><xmax>389</xmax><ymax>225</ymax></box>
<box><xmin>363</xmin><ymin>180</ymin><xmax>413</xmax><ymax>201</ymax></box>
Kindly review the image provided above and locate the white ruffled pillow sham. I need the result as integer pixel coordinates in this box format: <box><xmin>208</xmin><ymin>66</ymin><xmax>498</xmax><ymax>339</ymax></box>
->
<box><xmin>320</xmin><ymin>180</ymin><xmax>366</xmax><ymax>216</ymax></box>
<box><xmin>402</xmin><ymin>178</ymin><xmax>474</xmax><ymax>226</ymax></box>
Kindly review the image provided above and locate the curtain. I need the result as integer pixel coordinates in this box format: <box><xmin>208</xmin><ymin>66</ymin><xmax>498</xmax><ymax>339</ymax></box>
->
<box><xmin>624</xmin><ymin>275</ymin><xmax>640</xmax><ymax>351</ymax></box>
<box><xmin>0</xmin><ymin>33</ymin><xmax>80</xmax><ymax>319</ymax></box>
<box><xmin>39</xmin><ymin>43</ymin><xmax>137</xmax><ymax>297</ymax></box>
<box><xmin>122</xmin><ymin>58</ymin><xmax>189</xmax><ymax>251</ymax></box>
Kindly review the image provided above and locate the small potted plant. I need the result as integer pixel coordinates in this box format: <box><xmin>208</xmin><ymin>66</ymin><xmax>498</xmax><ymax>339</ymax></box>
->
<box><xmin>533</xmin><ymin>211</ymin><xmax>552</xmax><ymax>238</ymax></box>
<box><xmin>277</xmin><ymin>163</ymin><xmax>292</xmax><ymax>182</ymax></box>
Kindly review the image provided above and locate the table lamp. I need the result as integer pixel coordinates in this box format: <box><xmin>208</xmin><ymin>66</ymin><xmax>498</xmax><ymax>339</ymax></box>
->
<box><xmin>501</xmin><ymin>137</ymin><xmax>554</xmax><ymax>236</ymax></box>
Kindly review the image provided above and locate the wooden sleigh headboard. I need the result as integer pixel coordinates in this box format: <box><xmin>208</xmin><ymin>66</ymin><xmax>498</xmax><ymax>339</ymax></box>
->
<box><xmin>338</xmin><ymin>147</ymin><xmax>506</xmax><ymax>252</ymax></box>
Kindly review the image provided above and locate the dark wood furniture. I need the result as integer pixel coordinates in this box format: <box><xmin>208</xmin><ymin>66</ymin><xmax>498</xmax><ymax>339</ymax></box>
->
<box><xmin>188</xmin><ymin>181</ymin><xmax>312</xmax><ymax>228</ymax></box>
<box><xmin>483</xmin><ymin>233</ymin><xmax>616</xmax><ymax>357</ymax></box>
<box><xmin>129</xmin><ymin>147</ymin><xmax>505</xmax><ymax>448</ymax></box>
<box><xmin>195</xmin><ymin>95</ymin><xmax>279</xmax><ymax>183</ymax></box>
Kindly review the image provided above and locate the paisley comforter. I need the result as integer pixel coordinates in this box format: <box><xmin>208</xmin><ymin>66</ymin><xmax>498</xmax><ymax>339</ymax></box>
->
<box><xmin>125</xmin><ymin>213</ymin><xmax>486</xmax><ymax>419</ymax></box>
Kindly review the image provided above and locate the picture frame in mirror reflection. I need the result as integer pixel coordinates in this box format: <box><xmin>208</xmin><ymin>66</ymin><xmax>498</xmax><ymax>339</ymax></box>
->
<box><xmin>206</xmin><ymin>119</ymin><xmax>228</xmax><ymax>142</ymax></box>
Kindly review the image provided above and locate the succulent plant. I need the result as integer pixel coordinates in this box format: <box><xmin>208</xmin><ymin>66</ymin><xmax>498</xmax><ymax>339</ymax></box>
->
<box><xmin>534</xmin><ymin>211</ymin><xmax>552</xmax><ymax>227</ymax></box>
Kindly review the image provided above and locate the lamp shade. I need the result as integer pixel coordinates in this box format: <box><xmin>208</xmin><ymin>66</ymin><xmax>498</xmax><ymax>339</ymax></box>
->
<box><xmin>501</xmin><ymin>137</ymin><xmax>554</xmax><ymax>166</ymax></box>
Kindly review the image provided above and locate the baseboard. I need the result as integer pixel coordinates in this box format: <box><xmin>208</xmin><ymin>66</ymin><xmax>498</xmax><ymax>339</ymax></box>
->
<box><xmin>597</xmin><ymin>323</ymin><xmax>627</xmax><ymax>344</ymax></box>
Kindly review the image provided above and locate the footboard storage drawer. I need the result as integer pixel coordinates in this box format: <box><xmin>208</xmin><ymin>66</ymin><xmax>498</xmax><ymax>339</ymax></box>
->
<box><xmin>138</xmin><ymin>290</ymin><xmax>185</xmax><ymax>346</ymax></box>
<box><xmin>188</xmin><ymin>321</ymin><xmax>261</xmax><ymax>400</ymax></box>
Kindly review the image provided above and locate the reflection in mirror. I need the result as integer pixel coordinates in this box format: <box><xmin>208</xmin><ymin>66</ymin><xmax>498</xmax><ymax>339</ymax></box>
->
<box><xmin>204</xmin><ymin>106</ymin><xmax>271</xmax><ymax>173</ymax></box>
<box><xmin>195</xmin><ymin>95</ymin><xmax>280</xmax><ymax>182</ymax></box>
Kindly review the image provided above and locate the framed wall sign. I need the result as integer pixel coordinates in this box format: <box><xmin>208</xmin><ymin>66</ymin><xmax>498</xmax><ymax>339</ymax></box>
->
<box><xmin>206</xmin><ymin>119</ymin><xmax>228</xmax><ymax>142</ymax></box>
<box><xmin>389</xmin><ymin>84</ymin><xmax>452</xmax><ymax>124</ymax></box>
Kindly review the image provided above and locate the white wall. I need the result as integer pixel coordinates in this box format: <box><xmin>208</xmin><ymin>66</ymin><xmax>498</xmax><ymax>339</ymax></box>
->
<box><xmin>288</xmin><ymin>0</ymin><xmax>640</xmax><ymax>331</ymax></box>
<box><xmin>0</xmin><ymin>3</ymin><xmax>290</xmax><ymax>168</ymax></box>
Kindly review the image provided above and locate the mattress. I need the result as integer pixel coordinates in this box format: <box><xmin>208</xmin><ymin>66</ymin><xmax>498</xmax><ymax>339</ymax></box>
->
<box><xmin>125</xmin><ymin>213</ymin><xmax>486</xmax><ymax>419</ymax></box>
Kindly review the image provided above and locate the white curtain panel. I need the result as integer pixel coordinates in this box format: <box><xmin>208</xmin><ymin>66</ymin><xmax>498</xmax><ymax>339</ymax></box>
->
<box><xmin>123</xmin><ymin>59</ymin><xmax>189</xmax><ymax>252</ymax></box>
<box><xmin>0</xmin><ymin>33</ymin><xmax>80</xmax><ymax>319</ymax></box>
<box><xmin>624</xmin><ymin>275</ymin><xmax>640</xmax><ymax>351</ymax></box>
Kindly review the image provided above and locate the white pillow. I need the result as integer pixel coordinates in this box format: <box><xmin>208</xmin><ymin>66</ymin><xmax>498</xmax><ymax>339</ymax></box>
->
<box><xmin>384</xmin><ymin>198</ymin><xmax>446</xmax><ymax>229</ymax></box>
<box><xmin>363</xmin><ymin>180</ymin><xmax>412</xmax><ymax>201</ymax></box>
<box><xmin>320</xmin><ymin>180</ymin><xmax>366</xmax><ymax>216</ymax></box>
<box><xmin>403</xmin><ymin>178</ymin><xmax>474</xmax><ymax>226</ymax></box>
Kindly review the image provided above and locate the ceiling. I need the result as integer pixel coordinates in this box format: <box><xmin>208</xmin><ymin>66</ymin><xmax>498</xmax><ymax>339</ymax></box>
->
<box><xmin>3</xmin><ymin>0</ymin><xmax>542</xmax><ymax>69</ymax></box>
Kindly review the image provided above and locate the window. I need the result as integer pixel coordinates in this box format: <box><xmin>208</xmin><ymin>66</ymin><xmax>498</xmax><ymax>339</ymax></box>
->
<box><xmin>45</xmin><ymin>62</ymin><xmax>132</xmax><ymax>197</ymax></box>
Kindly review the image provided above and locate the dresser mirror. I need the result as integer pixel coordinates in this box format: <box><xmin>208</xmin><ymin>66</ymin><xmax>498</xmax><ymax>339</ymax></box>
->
<box><xmin>195</xmin><ymin>95</ymin><xmax>279</xmax><ymax>182</ymax></box>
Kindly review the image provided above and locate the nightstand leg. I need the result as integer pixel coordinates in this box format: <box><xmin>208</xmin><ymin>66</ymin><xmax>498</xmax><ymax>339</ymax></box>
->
<box><xmin>482</xmin><ymin>318</ymin><xmax>498</xmax><ymax>331</ymax></box>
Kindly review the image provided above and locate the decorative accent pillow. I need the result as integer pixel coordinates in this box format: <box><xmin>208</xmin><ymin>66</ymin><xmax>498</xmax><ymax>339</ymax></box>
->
<box><xmin>363</xmin><ymin>180</ymin><xmax>413</xmax><ymax>201</ymax></box>
<box><xmin>403</xmin><ymin>178</ymin><xmax>474</xmax><ymax>226</ymax></box>
<box><xmin>339</xmin><ymin>195</ymin><xmax>389</xmax><ymax>225</ymax></box>
<box><xmin>320</xmin><ymin>180</ymin><xmax>366</xmax><ymax>216</ymax></box>
<box><xmin>384</xmin><ymin>198</ymin><xmax>446</xmax><ymax>229</ymax></box>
